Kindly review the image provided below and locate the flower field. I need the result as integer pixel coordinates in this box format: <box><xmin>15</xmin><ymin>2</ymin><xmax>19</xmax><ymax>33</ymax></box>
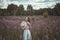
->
<box><xmin>0</xmin><ymin>16</ymin><xmax>60</xmax><ymax>40</ymax></box>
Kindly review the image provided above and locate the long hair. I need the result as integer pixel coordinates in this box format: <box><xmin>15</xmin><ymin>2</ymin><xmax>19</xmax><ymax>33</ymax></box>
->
<box><xmin>28</xmin><ymin>17</ymin><xmax>30</xmax><ymax>22</ymax></box>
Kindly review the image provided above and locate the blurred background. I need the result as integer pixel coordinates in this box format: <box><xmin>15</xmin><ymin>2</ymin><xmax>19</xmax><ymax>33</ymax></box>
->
<box><xmin>0</xmin><ymin>0</ymin><xmax>60</xmax><ymax>40</ymax></box>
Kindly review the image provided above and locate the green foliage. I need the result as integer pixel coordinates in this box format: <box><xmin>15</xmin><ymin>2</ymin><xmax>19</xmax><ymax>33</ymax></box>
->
<box><xmin>43</xmin><ymin>11</ymin><xmax>48</xmax><ymax>18</ymax></box>
<box><xmin>16</xmin><ymin>4</ymin><xmax>24</xmax><ymax>16</ymax></box>
<box><xmin>7</xmin><ymin>4</ymin><xmax>18</xmax><ymax>16</ymax></box>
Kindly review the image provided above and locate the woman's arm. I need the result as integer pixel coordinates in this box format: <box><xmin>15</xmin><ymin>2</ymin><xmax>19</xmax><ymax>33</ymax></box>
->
<box><xmin>20</xmin><ymin>21</ymin><xmax>25</xmax><ymax>30</ymax></box>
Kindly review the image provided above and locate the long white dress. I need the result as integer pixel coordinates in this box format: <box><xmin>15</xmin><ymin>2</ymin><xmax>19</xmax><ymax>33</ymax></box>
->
<box><xmin>20</xmin><ymin>21</ymin><xmax>32</xmax><ymax>40</ymax></box>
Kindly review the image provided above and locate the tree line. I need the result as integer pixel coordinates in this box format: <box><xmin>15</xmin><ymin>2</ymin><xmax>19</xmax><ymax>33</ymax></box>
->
<box><xmin>0</xmin><ymin>3</ymin><xmax>60</xmax><ymax>16</ymax></box>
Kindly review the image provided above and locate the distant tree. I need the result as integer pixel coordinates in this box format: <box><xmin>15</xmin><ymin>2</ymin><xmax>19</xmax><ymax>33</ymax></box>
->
<box><xmin>27</xmin><ymin>4</ymin><xmax>33</xmax><ymax>11</ymax></box>
<box><xmin>16</xmin><ymin>4</ymin><xmax>24</xmax><ymax>16</ymax></box>
<box><xmin>1</xmin><ymin>3</ymin><xmax>60</xmax><ymax>16</ymax></box>
<box><xmin>43</xmin><ymin>11</ymin><xmax>48</xmax><ymax>18</ymax></box>
<box><xmin>27</xmin><ymin>4</ymin><xmax>34</xmax><ymax>15</ymax></box>
<box><xmin>47</xmin><ymin>8</ymin><xmax>53</xmax><ymax>15</ymax></box>
<box><xmin>0</xmin><ymin>9</ymin><xmax>2</xmax><ymax>16</ymax></box>
<box><xmin>7</xmin><ymin>4</ymin><xmax>18</xmax><ymax>16</ymax></box>
<box><xmin>35</xmin><ymin>9</ymin><xmax>44</xmax><ymax>15</ymax></box>
<box><xmin>0</xmin><ymin>9</ymin><xmax>7</xmax><ymax>16</ymax></box>
<box><xmin>54</xmin><ymin>3</ymin><xmax>60</xmax><ymax>16</ymax></box>
<box><xmin>3</xmin><ymin>9</ymin><xmax>8</xmax><ymax>16</ymax></box>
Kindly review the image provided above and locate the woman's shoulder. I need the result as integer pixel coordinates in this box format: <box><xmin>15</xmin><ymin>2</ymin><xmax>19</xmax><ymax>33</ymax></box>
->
<box><xmin>20</xmin><ymin>21</ymin><xmax>26</xmax><ymax>26</ymax></box>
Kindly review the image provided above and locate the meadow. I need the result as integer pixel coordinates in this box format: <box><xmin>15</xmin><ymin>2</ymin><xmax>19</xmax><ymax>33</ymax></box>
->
<box><xmin>0</xmin><ymin>16</ymin><xmax>60</xmax><ymax>40</ymax></box>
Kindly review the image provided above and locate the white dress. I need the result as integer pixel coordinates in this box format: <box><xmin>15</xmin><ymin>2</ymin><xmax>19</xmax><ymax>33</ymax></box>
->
<box><xmin>20</xmin><ymin>21</ymin><xmax>32</xmax><ymax>40</ymax></box>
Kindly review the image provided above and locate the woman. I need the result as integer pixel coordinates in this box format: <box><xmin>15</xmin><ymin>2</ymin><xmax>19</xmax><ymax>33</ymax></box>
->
<box><xmin>20</xmin><ymin>17</ymin><xmax>32</xmax><ymax>40</ymax></box>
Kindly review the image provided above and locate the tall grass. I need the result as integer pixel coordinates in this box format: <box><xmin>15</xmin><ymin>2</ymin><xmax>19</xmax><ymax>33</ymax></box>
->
<box><xmin>1</xmin><ymin>25</ymin><xmax>60</xmax><ymax>40</ymax></box>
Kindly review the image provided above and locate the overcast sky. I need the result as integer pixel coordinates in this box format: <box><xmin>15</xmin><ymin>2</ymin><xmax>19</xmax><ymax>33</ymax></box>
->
<box><xmin>0</xmin><ymin>0</ymin><xmax>60</xmax><ymax>10</ymax></box>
